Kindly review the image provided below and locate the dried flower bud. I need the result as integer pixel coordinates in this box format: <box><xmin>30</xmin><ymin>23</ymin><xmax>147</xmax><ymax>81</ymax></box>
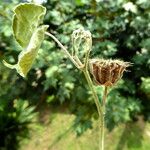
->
<box><xmin>72</xmin><ymin>28</ymin><xmax>92</xmax><ymax>56</ymax></box>
<box><xmin>89</xmin><ymin>59</ymin><xmax>130</xmax><ymax>86</ymax></box>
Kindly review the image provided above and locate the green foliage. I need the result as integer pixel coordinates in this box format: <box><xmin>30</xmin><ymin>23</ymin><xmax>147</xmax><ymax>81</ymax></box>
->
<box><xmin>140</xmin><ymin>77</ymin><xmax>150</xmax><ymax>99</ymax></box>
<box><xmin>0</xmin><ymin>99</ymin><xmax>37</xmax><ymax>150</ymax></box>
<box><xmin>106</xmin><ymin>90</ymin><xmax>141</xmax><ymax>131</ymax></box>
<box><xmin>0</xmin><ymin>0</ymin><xmax>150</xmax><ymax>143</ymax></box>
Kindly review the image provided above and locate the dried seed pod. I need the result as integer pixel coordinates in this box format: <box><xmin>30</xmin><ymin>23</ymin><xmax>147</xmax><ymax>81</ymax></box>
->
<box><xmin>89</xmin><ymin>59</ymin><xmax>130</xmax><ymax>86</ymax></box>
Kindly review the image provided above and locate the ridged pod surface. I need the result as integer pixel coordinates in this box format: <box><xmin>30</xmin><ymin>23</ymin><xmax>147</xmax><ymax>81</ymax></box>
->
<box><xmin>90</xmin><ymin>59</ymin><xmax>130</xmax><ymax>86</ymax></box>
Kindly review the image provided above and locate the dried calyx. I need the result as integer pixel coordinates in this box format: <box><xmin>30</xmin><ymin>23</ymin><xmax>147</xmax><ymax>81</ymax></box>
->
<box><xmin>89</xmin><ymin>59</ymin><xmax>130</xmax><ymax>86</ymax></box>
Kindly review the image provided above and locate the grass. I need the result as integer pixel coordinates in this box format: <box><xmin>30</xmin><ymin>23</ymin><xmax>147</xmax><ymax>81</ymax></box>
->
<box><xmin>21</xmin><ymin>109</ymin><xmax>150</xmax><ymax>150</ymax></box>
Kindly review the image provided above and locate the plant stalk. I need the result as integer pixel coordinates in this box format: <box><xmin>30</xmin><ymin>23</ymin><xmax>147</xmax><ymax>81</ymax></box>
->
<box><xmin>101</xmin><ymin>86</ymin><xmax>108</xmax><ymax>150</ymax></box>
<box><xmin>83</xmin><ymin>70</ymin><xmax>103</xmax><ymax>118</ymax></box>
<box><xmin>83</xmin><ymin>41</ymin><xmax>105</xmax><ymax>150</ymax></box>
<box><xmin>46</xmin><ymin>31</ymin><xmax>107</xmax><ymax>150</ymax></box>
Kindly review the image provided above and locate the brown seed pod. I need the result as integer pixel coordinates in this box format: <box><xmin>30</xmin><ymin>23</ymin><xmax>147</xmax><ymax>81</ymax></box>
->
<box><xmin>89</xmin><ymin>59</ymin><xmax>130</xmax><ymax>86</ymax></box>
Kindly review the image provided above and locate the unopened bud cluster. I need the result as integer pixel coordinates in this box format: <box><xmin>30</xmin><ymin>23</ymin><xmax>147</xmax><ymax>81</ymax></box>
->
<box><xmin>90</xmin><ymin>59</ymin><xmax>130</xmax><ymax>86</ymax></box>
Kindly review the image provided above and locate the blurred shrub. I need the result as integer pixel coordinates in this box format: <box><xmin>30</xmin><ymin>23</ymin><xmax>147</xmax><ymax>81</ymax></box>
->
<box><xmin>0</xmin><ymin>99</ymin><xmax>37</xmax><ymax>150</ymax></box>
<box><xmin>0</xmin><ymin>0</ymin><xmax>150</xmax><ymax>139</ymax></box>
<box><xmin>140</xmin><ymin>77</ymin><xmax>150</xmax><ymax>99</ymax></box>
<box><xmin>106</xmin><ymin>85</ymin><xmax>141</xmax><ymax>131</ymax></box>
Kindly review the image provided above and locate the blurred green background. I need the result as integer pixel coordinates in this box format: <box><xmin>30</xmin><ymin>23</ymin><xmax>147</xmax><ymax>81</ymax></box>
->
<box><xmin>0</xmin><ymin>0</ymin><xmax>150</xmax><ymax>150</ymax></box>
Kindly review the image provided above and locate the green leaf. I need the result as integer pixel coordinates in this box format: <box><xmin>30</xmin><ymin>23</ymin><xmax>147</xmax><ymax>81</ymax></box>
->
<box><xmin>13</xmin><ymin>3</ymin><xmax>46</xmax><ymax>48</ymax></box>
<box><xmin>3</xmin><ymin>3</ymin><xmax>49</xmax><ymax>77</ymax></box>
<box><xmin>3</xmin><ymin>25</ymin><xmax>48</xmax><ymax>77</ymax></box>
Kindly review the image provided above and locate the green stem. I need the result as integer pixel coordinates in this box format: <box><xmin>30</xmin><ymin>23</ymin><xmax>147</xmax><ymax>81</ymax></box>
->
<box><xmin>83</xmin><ymin>46</ymin><xmax>105</xmax><ymax>150</ymax></box>
<box><xmin>100</xmin><ymin>86</ymin><xmax>108</xmax><ymax>150</ymax></box>
<box><xmin>83</xmin><ymin>69</ymin><xmax>108</xmax><ymax>150</ymax></box>
<box><xmin>83</xmin><ymin>70</ymin><xmax>103</xmax><ymax>118</ymax></box>
<box><xmin>101</xmin><ymin>112</ymin><xmax>105</xmax><ymax>150</ymax></box>
<box><xmin>46</xmin><ymin>31</ymin><xmax>107</xmax><ymax>150</ymax></box>
<box><xmin>45</xmin><ymin>32</ymin><xmax>81</xmax><ymax>69</ymax></box>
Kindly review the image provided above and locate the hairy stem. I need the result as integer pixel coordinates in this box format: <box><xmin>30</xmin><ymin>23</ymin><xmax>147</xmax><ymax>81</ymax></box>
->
<box><xmin>83</xmin><ymin>43</ymin><xmax>105</xmax><ymax>150</ymax></box>
<box><xmin>45</xmin><ymin>32</ymin><xmax>81</xmax><ymax>69</ymax></box>
<box><xmin>100</xmin><ymin>86</ymin><xmax>108</xmax><ymax>150</ymax></box>
<box><xmin>83</xmin><ymin>70</ymin><xmax>103</xmax><ymax>118</ymax></box>
<box><xmin>83</xmin><ymin>41</ymin><xmax>103</xmax><ymax>149</ymax></box>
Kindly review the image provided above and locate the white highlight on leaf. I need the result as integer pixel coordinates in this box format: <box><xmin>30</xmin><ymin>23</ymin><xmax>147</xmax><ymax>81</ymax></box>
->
<box><xmin>27</xmin><ymin>0</ymin><xmax>47</xmax><ymax>4</ymax></box>
<box><xmin>123</xmin><ymin>2</ymin><xmax>137</xmax><ymax>13</ymax></box>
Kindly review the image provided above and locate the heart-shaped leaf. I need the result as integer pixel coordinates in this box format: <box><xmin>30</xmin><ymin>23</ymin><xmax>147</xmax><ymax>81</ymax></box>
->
<box><xmin>3</xmin><ymin>3</ymin><xmax>49</xmax><ymax>77</ymax></box>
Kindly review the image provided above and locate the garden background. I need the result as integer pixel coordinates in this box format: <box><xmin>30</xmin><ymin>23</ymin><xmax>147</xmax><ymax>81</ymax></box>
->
<box><xmin>0</xmin><ymin>0</ymin><xmax>150</xmax><ymax>150</ymax></box>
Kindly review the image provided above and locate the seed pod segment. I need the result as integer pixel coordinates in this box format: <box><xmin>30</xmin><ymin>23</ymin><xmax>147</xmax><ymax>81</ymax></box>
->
<box><xmin>89</xmin><ymin>59</ymin><xmax>130</xmax><ymax>86</ymax></box>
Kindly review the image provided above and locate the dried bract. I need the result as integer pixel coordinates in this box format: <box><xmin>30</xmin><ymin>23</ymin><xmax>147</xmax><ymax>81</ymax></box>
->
<box><xmin>90</xmin><ymin>59</ymin><xmax>130</xmax><ymax>86</ymax></box>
